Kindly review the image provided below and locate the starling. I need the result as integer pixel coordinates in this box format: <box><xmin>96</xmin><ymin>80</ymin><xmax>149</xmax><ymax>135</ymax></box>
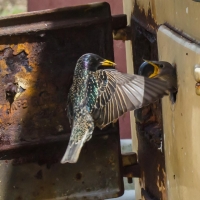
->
<box><xmin>139</xmin><ymin>60</ymin><xmax>177</xmax><ymax>102</ymax></box>
<box><xmin>61</xmin><ymin>53</ymin><xmax>172</xmax><ymax>164</ymax></box>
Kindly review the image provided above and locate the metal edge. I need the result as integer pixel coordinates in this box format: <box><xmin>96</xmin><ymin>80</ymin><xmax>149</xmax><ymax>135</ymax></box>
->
<box><xmin>0</xmin><ymin>2</ymin><xmax>111</xmax><ymax>36</ymax></box>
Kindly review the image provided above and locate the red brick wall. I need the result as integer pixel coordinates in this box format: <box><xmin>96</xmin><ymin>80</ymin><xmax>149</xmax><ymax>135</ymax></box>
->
<box><xmin>28</xmin><ymin>0</ymin><xmax>131</xmax><ymax>138</ymax></box>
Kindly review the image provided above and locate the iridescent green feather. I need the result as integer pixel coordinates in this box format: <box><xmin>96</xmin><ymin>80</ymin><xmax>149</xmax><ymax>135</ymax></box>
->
<box><xmin>86</xmin><ymin>75</ymin><xmax>99</xmax><ymax>112</ymax></box>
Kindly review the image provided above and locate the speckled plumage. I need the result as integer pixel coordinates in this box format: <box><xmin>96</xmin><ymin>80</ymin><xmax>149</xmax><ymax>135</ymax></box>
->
<box><xmin>61</xmin><ymin>53</ymin><xmax>172</xmax><ymax>164</ymax></box>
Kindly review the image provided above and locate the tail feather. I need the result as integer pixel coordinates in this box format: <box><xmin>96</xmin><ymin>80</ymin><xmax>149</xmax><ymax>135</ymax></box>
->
<box><xmin>61</xmin><ymin>132</ymin><xmax>88</xmax><ymax>164</ymax></box>
<box><xmin>61</xmin><ymin>113</ymin><xmax>94</xmax><ymax>164</ymax></box>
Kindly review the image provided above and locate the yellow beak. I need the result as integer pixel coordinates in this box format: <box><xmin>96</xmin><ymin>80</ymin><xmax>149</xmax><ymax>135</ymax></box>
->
<box><xmin>100</xmin><ymin>59</ymin><xmax>116</xmax><ymax>67</ymax></box>
<box><xmin>143</xmin><ymin>59</ymin><xmax>160</xmax><ymax>78</ymax></box>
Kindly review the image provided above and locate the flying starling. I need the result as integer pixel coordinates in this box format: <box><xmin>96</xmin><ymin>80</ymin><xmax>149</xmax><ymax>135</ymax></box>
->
<box><xmin>61</xmin><ymin>53</ymin><xmax>172</xmax><ymax>164</ymax></box>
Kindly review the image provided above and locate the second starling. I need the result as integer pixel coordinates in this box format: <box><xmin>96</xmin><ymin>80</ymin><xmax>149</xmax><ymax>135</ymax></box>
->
<box><xmin>139</xmin><ymin>60</ymin><xmax>177</xmax><ymax>102</ymax></box>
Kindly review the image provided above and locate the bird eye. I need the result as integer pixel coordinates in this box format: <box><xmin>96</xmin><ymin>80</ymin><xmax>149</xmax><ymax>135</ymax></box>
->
<box><xmin>159</xmin><ymin>64</ymin><xmax>164</xmax><ymax>68</ymax></box>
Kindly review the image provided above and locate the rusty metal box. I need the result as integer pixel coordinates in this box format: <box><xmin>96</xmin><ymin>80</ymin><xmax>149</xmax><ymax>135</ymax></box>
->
<box><xmin>0</xmin><ymin>3</ymin><xmax>123</xmax><ymax>199</ymax></box>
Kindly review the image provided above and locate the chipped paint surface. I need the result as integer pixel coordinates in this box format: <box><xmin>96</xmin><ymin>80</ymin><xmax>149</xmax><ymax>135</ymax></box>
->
<box><xmin>158</xmin><ymin>25</ymin><xmax>200</xmax><ymax>200</ymax></box>
<box><xmin>132</xmin><ymin>0</ymin><xmax>200</xmax><ymax>41</ymax></box>
<box><xmin>124</xmin><ymin>0</ymin><xmax>200</xmax><ymax>199</ymax></box>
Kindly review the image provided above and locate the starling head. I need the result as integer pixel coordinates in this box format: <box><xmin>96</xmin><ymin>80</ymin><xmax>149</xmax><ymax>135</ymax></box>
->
<box><xmin>139</xmin><ymin>60</ymin><xmax>178</xmax><ymax>103</ymax></box>
<box><xmin>139</xmin><ymin>60</ymin><xmax>175</xmax><ymax>79</ymax></box>
<box><xmin>78</xmin><ymin>53</ymin><xmax>116</xmax><ymax>71</ymax></box>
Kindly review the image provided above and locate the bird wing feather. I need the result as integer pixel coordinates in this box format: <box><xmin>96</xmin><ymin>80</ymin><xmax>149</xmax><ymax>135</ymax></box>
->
<box><xmin>91</xmin><ymin>69</ymin><xmax>169</xmax><ymax>128</ymax></box>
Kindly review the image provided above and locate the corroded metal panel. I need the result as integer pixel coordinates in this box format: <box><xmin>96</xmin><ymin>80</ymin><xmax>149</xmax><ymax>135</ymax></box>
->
<box><xmin>0</xmin><ymin>3</ymin><xmax>123</xmax><ymax>199</ymax></box>
<box><xmin>129</xmin><ymin>2</ymin><xmax>167</xmax><ymax>199</ymax></box>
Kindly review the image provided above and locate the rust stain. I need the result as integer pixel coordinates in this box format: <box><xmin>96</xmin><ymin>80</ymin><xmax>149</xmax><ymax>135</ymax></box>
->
<box><xmin>131</xmin><ymin>2</ymin><xmax>167</xmax><ymax>199</ymax></box>
<box><xmin>133</xmin><ymin>1</ymin><xmax>158</xmax><ymax>34</ymax></box>
<box><xmin>0</xmin><ymin>36</ymin><xmax>71</xmax><ymax>147</ymax></box>
<box><xmin>0</xmin><ymin>60</ymin><xmax>8</xmax><ymax>77</ymax></box>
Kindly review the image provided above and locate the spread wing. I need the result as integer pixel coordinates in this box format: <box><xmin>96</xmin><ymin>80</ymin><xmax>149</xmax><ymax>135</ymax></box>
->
<box><xmin>91</xmin><ymin>69</ymin><xmax>169</xmax><ymax>128</ymax></box>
